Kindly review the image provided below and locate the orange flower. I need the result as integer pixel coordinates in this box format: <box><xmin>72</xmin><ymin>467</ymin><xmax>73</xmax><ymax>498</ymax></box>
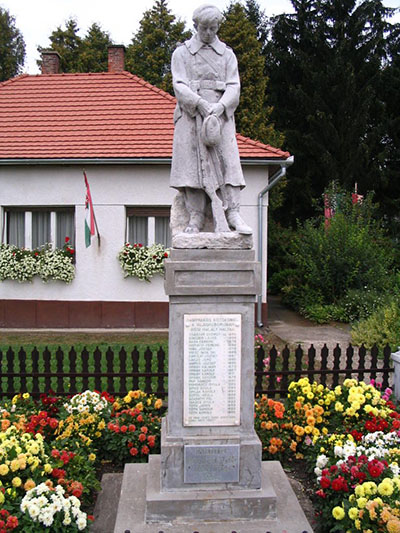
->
<box><xmin>268</xmin><ymin>445</ymin><xmax>278</xmax><ymax>454</ymax></box>
<box><xmin>1</xmin><ymin>419</ymin><xmax>10</xmax><ymax>431</ymax></box>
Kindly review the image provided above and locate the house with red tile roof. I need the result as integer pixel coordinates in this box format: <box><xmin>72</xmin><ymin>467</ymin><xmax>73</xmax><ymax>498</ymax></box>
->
<box><xmin>0</xmin><ymin>47</ymin><xmax>292</xmax><ymax>328</ymax></box>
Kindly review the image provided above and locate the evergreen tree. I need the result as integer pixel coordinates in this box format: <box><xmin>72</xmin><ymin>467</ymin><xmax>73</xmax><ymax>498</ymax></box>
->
<box><xmin>219</xmin><ymin>2</ymin><xmax>282</xmax><ymax>146</ymax></box>
<box><xmin>266</xmin><ymin>0</ymin><xmax>396</xmax><ymax>224</ymax></box>
<box><xmin>78</xmin><ymin>23</ymin><xmax>113</xmax><ymax>72</ymax></box>
<box><xmin>0</xmin><ymin>7</ymin><xmax>25</xmax><ymax>81</ymax></box>
<box><xmin>126</xmin><ymin>0</ymin><xmax>191</xmax><ymax>93</ymax></box>
<box><xmin>38</xmin><ymin>19</ymin><xmax>82</xmax><ymax>73</ymax></box>
<box><xmin>244</xmin><ymin>0</ymin><xmax>269</xmax><ymax>55</ymax></box>
<box><xmin>375</xmin><ymin>24</ymin><xmax>400</xmax><ymax>233</ymax></box>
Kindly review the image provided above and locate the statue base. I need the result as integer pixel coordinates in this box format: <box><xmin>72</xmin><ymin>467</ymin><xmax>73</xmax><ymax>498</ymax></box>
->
<box><xmin>172</xmin><ymin>231</ymin><xmax>253</xmax><ymax>249</ymax></box>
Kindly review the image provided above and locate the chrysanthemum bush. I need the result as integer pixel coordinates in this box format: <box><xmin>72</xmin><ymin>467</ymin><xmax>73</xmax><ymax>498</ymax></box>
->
<box><xmin>118</xmin><ymin>242</ymin><xmax>169</xmax><ymax>281</ymax></box>
<box><xmin>0</xmin><ymin>389</ymin><xmax>163</xmax><ymax>531</ymax></box>
<box><xmin>254</xmin><ymin>377</ymin><xmax>400</xmax><ymax>532</ymax></box>
<box><xmin>0</xmin><ymin>239</ymin><xmax>75</xmax><ymax>283</ymax></box>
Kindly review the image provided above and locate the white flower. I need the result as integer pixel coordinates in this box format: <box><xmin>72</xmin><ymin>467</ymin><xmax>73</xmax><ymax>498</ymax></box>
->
<box><xmin>316</xmin><ymin>454</ymin><xmax>328</xmax><ymax>469</ymax></box>
<box><xmin>28</xmin><ymin>503</ymin><xmax>40</xmax><ymax>519</ymax></box>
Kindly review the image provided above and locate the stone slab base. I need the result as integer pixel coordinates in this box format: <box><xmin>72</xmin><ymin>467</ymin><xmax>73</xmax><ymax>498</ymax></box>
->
<box><xmin>172</xmin><ymin>231</ymin><xmax>253</xmax><ymax>249</ymax></box>
<box><xmin>146</xmin><ymin>455</ymin><xmax>275</xmax><ymax>522</ymax></box>
<box><xmin>112</xmin><ymin>459</ymin><xmax>314</xmax><ymax>533</ymax></box>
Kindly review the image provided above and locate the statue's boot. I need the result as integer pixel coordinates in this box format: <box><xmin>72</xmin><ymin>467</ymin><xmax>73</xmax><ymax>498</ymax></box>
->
<box><xmin>226</xmin><ymin>209</ymin><xmax>252</xmax><ymax>235</ymax></box>
<box><xmin>184</xmin><ymin>211</ymin><xmax>204</xmax><ymax>233</ymax></box>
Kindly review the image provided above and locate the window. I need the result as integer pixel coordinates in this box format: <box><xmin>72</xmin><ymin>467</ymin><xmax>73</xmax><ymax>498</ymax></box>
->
<box><xmin>2</xmin><ymin>208</ymin><xmax>75</xmax><ymax>249</ymax></box>
<box><xmin>126</xmin><ymin>207</ymin><xmax>171</xmax><ymax>248</ymax></box>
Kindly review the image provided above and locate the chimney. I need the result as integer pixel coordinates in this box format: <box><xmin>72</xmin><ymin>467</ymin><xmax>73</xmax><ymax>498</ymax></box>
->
<box><xmin>108</xmin><ymin>45</ymin><xmax>125</xmax><ymax>72</ymax></box>
<box><xmin>41</xmin><ymin>51</ymin><xmax>61</xmax><ymax>74</ymax></box>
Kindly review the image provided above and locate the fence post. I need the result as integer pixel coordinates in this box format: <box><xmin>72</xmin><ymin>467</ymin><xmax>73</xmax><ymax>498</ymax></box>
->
<box><xmin>391</xmin><ymin>350</ymin><xmax>400</xmax><ymax>401</ymax></box>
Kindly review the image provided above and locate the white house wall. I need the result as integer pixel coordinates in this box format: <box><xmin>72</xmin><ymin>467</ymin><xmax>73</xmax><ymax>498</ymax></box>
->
<box><xmin>0</xmin><ymin>163</ymin><xmax>269</xmax><ymax>304</ymax></box>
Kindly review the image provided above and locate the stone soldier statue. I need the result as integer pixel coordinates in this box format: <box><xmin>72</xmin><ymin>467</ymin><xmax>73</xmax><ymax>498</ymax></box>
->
<box><xmin>170</xmin><ymin>4</ymin><xmax>252</xmax><ymax>235</ymax></box>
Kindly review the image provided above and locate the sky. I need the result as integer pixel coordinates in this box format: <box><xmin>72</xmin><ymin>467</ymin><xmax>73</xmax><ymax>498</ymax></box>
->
<box><xmin>1</xmin><ymin>0</ymin><xmax>399</xmax><ymax>75</ymax></box>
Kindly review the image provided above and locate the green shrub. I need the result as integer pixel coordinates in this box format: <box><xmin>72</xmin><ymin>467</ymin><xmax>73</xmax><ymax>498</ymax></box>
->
<box><xmin>351</xmin><ymin>299</ymin><xmax>400</xmax><ymax>348</ymax></box>
<box><xmin>278</xmin><ymin>193</ymin><xmax>395</xmax><ymax>321</ymax></box>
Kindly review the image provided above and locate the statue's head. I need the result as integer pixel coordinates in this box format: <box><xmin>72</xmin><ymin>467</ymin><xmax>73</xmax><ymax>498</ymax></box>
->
<box><xmin>193</xmin><ymin>5</ymin><xmax>223</xmax><ymax>44</ymax></box>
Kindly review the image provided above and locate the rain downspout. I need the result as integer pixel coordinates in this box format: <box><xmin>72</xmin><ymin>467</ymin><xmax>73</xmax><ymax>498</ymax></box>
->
<box><xmin>257</xmin><ymin>156</ymin><xmax>294</xmax><ymax>327</ymax></box>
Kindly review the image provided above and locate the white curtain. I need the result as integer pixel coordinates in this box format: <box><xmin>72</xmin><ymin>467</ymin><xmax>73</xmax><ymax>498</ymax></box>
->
<box><xmin>32</xmin><ymin>212</ymin><xmax>50</xmax><ymax>249</ymax></box>
<box><xmin>7</xmin><ymin>212</ymin><xmax>25</xmax><ymax>247</ymax></box>
<box><xmin>129</xmin><ymin>216</ymin><xmax>148</xmax><ymax>245</ymax></box>
<box><xmin>155</xmin><ymin>216</ymin><xmax>171</xmax><ymax>247</ymax></box>
<box><xmin>56</xmin><ymin>211</ymin><xmax>75</xmax><ymax>248</ymax></box>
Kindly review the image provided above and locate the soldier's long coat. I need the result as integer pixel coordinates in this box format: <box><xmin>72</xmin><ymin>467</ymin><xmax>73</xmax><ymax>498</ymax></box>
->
<box><xmin>170</xmin><ymin>35</ymin><xmax>245</xmax><ymax>191</ymax></box>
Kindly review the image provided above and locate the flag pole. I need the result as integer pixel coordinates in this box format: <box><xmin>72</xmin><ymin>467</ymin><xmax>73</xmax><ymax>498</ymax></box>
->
<box><xmin>83</xmin><ymin>169</ymin><xmax>101</xmax><ymax>247</ymax></box>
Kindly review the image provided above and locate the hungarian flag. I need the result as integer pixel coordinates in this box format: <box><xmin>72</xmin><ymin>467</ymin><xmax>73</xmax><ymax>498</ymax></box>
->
<box><xmin>84</xmin><ymin>171</ymin><xmax>96</xmax><ymax>247</ymax></box>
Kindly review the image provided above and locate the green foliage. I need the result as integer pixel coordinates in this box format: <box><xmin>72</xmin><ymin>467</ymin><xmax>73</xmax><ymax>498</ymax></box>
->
<box><xmin>219</xmin><ymin>2</ymin><xmax>283</xmax><ymax>146</ymax></box>
<box><xmin>37</xmin><ymin>20</ymin><xmax>113</xmax><ymax>73</ymax></box>
<box><xmin>277</xmin><ymin>191</ymin><xmax>396</xmax><ymax>323</ymax></box>
<box><xmin>0</xmin><ymin>7</ymin><xmax>25</xmax><ymax>81</ymax></box>
<box><xmin>351</xmin><ymin>299</ymin><xmax>400</xmax><ymax>348</ymax></box>
<box><xmin>125</xmin><ymin>0</ymin><xmax>191</xmax><ymax>93</ymax></box>
<box><xmin>38</xmin><ymin>18</ymin><xmax>82</xmax><ymax>73</ymax></box>
<box><xmin>76</xmin><ymin>23</ymin><xmax>113</xmax><ymax>72</ymax></box>
<box><xmin>265</xmin><ymin>0</ymin><xmax>397</xmax><ymax>224</ymax></box>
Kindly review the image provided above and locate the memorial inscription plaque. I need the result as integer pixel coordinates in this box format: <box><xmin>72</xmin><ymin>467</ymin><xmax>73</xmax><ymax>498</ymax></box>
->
<box><xmin>184</xmin><ymin>444</ymin><xmax>240</xmax><ymax>484</ymax></box>
<box><xmin>183</xmin><ymin>314</ymin><xmax>241</xmax><ymax>426</ymax></box>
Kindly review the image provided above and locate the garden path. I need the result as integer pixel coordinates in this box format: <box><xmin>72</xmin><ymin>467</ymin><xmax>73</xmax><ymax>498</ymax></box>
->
<box><xmin>266</xmin><ymin>295</ymin><xmax>351</xmax><ymax>351</ymax></box>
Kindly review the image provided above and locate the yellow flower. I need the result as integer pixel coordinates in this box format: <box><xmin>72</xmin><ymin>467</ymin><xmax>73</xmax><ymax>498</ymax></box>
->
<box><xmin>136</xmin><ymin>402</ymin><xmax>143</xmax><ymax>411</ymax></box>
<box><xmin>335</xmin><ymin>402</ymin><xmax>344</xmax><ymax>412</ymax></box>
<box><xmin>22</xmin><ymin>393</ymin><xmax>30</xmax><ymax>399</ymax></box>
<box><xmin>378</xmin><ymin>479</ymin><xmax>394</xmax><ymax>497</ymax></box>
<box><xmin>348</xmin><ymin>507</ymin><xmax>358</xmax><ymax>520</ymax></box>
<box><xmin>357</xmin><ymin>497</ymin><xmax>367</xmax><ymax>509</ymax></box>
<box><xmin>89</xmin><ymin>453</ymin><xmax>96</xmax><ymax>462</ymax></box>
<box><xmin>98</xmin><ymin>420</ymin><xmax>106</xmax><ymax>430</ymax></box>
<box><xmin>123</xmin><ymin>394</ymin><xmax>132</xmax><ymax>403</ymax></box>
<box><xmin>0</xmin><ymin>464</ymin><xmax>9</xmax><ymax>476</ymax></box>
<box><xmin>0</xmin><ymin>492</ymin><xmax>4</xmax><ymax>504</ymax></box>
<box><xmin>10</xmin><ymin>459</ymin><xmax>19</xmax><ymax>472</ymax></box>
<box><xmin>332</xmin><ymin>506</ymin><xmax>345</xmax><ymax>520</ymax></box>
<box><xmin>154</xmin><ymin>399</ymin><xmax>163</xmax><ymax>409</ymax></box>
<box><xmin>12</xmin><ymin>477</ymin><xmax>22</xmax><ymax>487</ymax></box>
<box><xmin>44</xmin><ymin>464</ymin><xmax>52</xmax><ymax>474</ymax></box>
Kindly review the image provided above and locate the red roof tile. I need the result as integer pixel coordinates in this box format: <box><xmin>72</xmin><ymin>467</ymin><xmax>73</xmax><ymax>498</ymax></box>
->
<box><xmin>0</xmin><ymin>72</ymin><xmax>290</xmax><ymax>161</ymax></box>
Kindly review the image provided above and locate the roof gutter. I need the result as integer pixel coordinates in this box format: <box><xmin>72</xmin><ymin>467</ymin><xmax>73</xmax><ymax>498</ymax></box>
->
<box><xmin>256</xmin><ymin>155</ymin><xmax>294</xmax><ymax>328</ymax></box>
<box><xmin>0</xmin><ymin>158</ymin><xmax>173</xmax><ymax>165</ymax></box>
<box><xmin>0</xmin><ymin>157</ymin><xmax>287</xmax><ymax>166</ymax></box>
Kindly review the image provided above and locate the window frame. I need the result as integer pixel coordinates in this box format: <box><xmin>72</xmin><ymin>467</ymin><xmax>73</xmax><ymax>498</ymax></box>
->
<box><xmin>1</xmin><ymin>206</ymin><xmax>76</xmax><ymax>250</ymax></box>
<box><xmin>126</xmin><ymin>206</ymin><xmax>171</xmax><ymax>248</ymax></box>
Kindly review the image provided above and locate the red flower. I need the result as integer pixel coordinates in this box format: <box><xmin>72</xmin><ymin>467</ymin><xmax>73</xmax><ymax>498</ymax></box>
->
<box><xmin>367</xmin><ymin>459</ymin><xmax>385</xmax><ymax>478</ymax></box>
<box><xmin>320</xmin><ymin>476</ymin><xmax>330</xmax><ymax>489</ymax></box>
<box><xmin>120</xmin><ymin>425</ymin><xmax>128</xmax><ymax>433</ymax></box>
<box><xmin>139</xmin><ymin>433</ymin><xmax>146</xmax><ymax>442</ymax></box>
<box><xmin>316</xmin><ymin>489</ymin><xmax>326</xmax><ymax>498</ymax></box>
<box><xmin>137</xmin><ymin>415</ymin><xmax>143</xmax><ymax>423</ymax></box>
<box><xmin>129</xmin><ymin>447</ymin><xmax>138</xmax><ymax>456</ymax></box>
<box><xmin>141</xmin><ymin>426</ymin><xmax>148</xmax><ymax>434</ymax></box>
<box><xmin>65</xmin><ymin>236</ymin><xmax>70</xmax><ymax>243</ymax></box>
<box><xmin>128</xmin><ymin>424</ymin><xmax>136</xmax><ymax>432</ymax></box>
<box><xmin>51</xmin><ymin>449</ymin><xmax>60</xmax><ymax>459</ymax></box>
<box><xmin>141</xmin><ymin>445</ymin><xmax>150</xmax><ymax>455</ymax></box>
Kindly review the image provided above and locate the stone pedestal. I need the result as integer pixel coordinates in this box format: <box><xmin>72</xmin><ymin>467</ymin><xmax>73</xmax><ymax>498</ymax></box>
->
<box><xmin>145</xmin><ymin>249</ymin><xmax>273</xmax><ymax>522</ymax></box>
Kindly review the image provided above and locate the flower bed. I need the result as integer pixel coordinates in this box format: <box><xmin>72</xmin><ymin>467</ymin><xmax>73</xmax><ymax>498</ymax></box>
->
<box><xmin>1</xmin><ymin>379</ymin><xmax>398</xmax><ymax>532</ymax></box>
<box><xmin>255</xmin><ymin>377</ymin><xmax>400</xmax><ymax>532</ymax></box>
<box><xmin>0</xmin><ymin>389</ymin><xmax>163</xmax><ymax>531</ymax></box>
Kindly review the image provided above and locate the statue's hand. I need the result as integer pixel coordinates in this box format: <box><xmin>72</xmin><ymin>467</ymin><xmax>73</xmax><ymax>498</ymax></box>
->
<box><xmin>210</xmin><ymin>102</ymin><xmax>225</xmax><ymax>117</ymax></box>
<box><xmin>197</xmin><ymin>98</ymin><xmax>212</xmax><ymax>117</ymax></box>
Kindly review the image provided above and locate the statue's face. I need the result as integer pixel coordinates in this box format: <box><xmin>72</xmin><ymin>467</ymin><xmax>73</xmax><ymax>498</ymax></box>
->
<box><xmin>197</xmin><ymin>20</ymin><xmax>219</xmax><ymax>44</ymax></box>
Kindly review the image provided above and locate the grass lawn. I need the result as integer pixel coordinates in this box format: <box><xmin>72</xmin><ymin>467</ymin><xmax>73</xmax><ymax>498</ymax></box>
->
<box><xmin>0</xmin><ymin>328</ymin><xmax>290</xmax><ymax>399</ymax></box>
<box><xmin>0</xmin><ymin>331</ymin><xmax>169</xmax><ymax>398</ymax></box>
